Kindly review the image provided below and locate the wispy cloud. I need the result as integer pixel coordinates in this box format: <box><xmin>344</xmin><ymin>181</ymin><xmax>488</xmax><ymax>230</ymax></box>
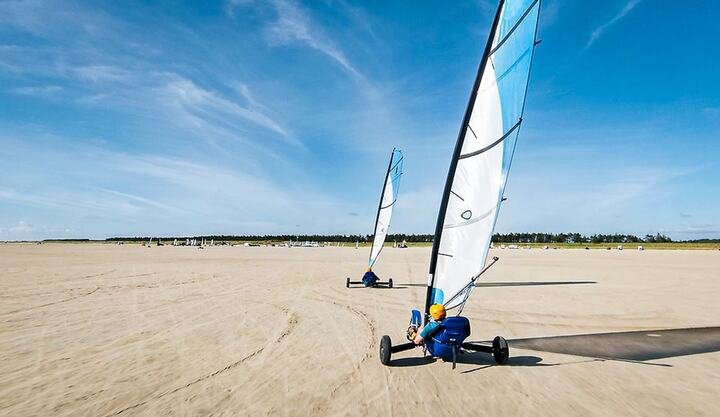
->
<box><xmin>586</xmin><ymin>0</ymin><xmax>642</xmax><ymax>48</ymax></box>
<box><xmin>703</xmin><ymin>107</ymin><xmax>720</xmax><ymax>120</ymax></box>
<box><xmin>96</xmin><ymin>188</ymin><xmax>191</xmax><ymax>215</ymax></box>
<box><xmin>9</xmin><ymin>85</ymin><xmax>63</xmax><ymax>96</ymax></box>
<box><xmin>75</xmin><ymin>65</ymin><xmax>133</xmax><ymax>83</ymax></box>
<box><xmin>230</xmin><ymin>0</ymin><xmax>364</xmax><ymax>80</ymax></box>
<box><xmin>162</xmin><ymin>77</ymin><xmax>293</xmax><ymax>143</ymax></box>
<box><xmin>662</xmin><ymin>224</ymin><xmax>720</xmax><ymax>235</ymax></box>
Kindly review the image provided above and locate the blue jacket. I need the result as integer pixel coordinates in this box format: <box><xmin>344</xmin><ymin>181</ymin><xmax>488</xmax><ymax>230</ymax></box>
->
<box><xmin>362</xmin><ymin>271</ymin><xmax>379</xmax><ymax>286</ymax></box>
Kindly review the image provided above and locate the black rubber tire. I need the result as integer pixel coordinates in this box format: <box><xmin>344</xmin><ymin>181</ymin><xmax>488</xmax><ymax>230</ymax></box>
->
<box><xmin>380</xmin><ymin>335</ymin><xmax>392</xmax><ymax>365</ymax></box>
<box><xmin>492</xmin><ymin>336</ymin><xmax>509</xmax><ymax>364</ymax></box>
<box><xmin>346</xmin><ymin>277</ymin><xmax>350</xmax><ymax>288</ymax></box>
<box><xmin>388</xmin><ymin>278</ymin><xmax>393</xmax><ymax>288</ymax></box>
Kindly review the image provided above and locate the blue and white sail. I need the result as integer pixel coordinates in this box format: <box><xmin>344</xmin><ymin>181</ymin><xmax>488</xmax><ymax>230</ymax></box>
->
<box><xmin>369</xmin><ymin>149</ymin><xmax>404</xmax><ymax>268</ymax></box>
<box><xmin>426</xmin><ymin>0</ymin><xmax>541</xmax><ymax>313</ymax></box>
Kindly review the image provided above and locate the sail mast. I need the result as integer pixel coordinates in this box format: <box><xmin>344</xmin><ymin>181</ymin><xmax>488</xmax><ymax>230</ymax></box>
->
<box><xmin>424</xmin><ymin>1</ymin><xmax>506</xmax><ymax>320</ymax></box>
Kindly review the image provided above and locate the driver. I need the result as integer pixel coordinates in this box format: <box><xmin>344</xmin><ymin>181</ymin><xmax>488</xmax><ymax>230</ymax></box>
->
<box><xmin>361</xmin><ymin>267</ymin><xmax>379</xmax><ymax>287</ymax></box>
<box><xmin>412</xmin><ymin>304</ymin><xmax>446</xmax><ymax>344</ymax></box>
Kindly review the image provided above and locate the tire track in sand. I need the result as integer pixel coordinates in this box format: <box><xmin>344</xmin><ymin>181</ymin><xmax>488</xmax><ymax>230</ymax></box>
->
<box><xmin>1</xmin><ymin>271</ymin><xmax>159</xmax><ymax>316</ymax></box>
<box><xmin>106</xmin><ymin>306</ymin><xmax>299</xmax><ymax>417</ymax></box>
<box><xmin>1</xmin><ymin>286</ymin><xmax>100</xmax><ymax>316</ymax></box>
<box><xmin>306</xmin><ymin>298</ymin><xmax>377</xmax><ymax>415</ymax></box>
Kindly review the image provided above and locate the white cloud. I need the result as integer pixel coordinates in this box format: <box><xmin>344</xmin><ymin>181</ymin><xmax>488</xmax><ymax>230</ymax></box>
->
<box><xmin>8</xmin><ymin>220</ymin><xmax>35</xmax><ymax>234</ymax></box>
<box><xmin>586</xmin><ymin>0</ymin><xmax>642</xmax><ymax>48</ymax></box>
<box><xmin>0</xmin><ymin>220</ymin><xmax>80</xmax><ymax>241</ymax></box>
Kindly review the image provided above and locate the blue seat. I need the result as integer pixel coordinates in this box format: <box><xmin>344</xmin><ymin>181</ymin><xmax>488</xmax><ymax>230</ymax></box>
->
<box><xmin>425</xmin><ymin>316</ymin><xmax>471</xmax><ymax>358</ymax></box>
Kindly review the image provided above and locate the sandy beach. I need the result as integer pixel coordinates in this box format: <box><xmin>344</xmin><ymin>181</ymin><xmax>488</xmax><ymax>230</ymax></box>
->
<box><xmin>1</xmin><ymin>244</ymin><xmax>719</xmax><ymax>416</ymax></box>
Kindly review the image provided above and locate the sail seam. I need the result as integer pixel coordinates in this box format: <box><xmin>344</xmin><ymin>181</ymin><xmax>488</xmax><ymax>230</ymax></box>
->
<box><xmin>444</xmin><ymin>206</ymin><xmax>496</xmax><ymax>229</ymax></box>
<box><xmin>458</xmin><ymin>119</ymin><xmax>522</xmax><ymax>160</ymax></box>
<box><xmin>490</xmin><ymin>0</ymin><xmax>539</xmax><ymax>56</ymax></box>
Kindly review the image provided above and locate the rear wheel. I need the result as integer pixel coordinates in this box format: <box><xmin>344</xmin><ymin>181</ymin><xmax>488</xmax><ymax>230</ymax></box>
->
<box><xmin>346</xmin><ymin>278</ymin><xmax>350</xmax><ymax>288</ymax></box>
<box><xmin>380</xmin><ymin>335</ymin><xmax>392</xmax><ymax>365</ymax></box>
<box><xmin>492</xmin><ymin>336</ymin><xmax>509</xmax><ymax>364</ymax></box>
<box><xmin>388</xmin><ymin>278</ymin><xmax>393</xmax><ymax>288</ymax></box>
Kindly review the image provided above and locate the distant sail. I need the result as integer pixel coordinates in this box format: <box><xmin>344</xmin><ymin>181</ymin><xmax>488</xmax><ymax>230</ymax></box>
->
<box><xmin>426</xmin><ymin>0</ymin><xmax>541</xmax><ymax>313</ymax></box>
<box><xmin>369</xmin><ymin>149</ymin><xmax>404</xmax><ymax>268</ymax></box>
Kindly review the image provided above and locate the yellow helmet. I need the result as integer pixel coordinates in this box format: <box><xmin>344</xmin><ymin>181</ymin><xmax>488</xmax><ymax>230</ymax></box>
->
<box><xmin>429</xmin><ymin>304</ymin><xmax>446</xmax><ymax>321</ymax></box>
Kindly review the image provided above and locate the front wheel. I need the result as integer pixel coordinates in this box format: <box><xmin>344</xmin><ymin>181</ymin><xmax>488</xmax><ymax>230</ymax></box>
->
<box><xmin>388</xmin><ymin>278</ymin><xmax>393</xmax><ymax>288</ymax></box>
<box><xmin>380</xmin><ymin>335</ymin><xmax>392</xmax><ymax>365</ymax></box>
<box><xmin>492</xmin><ymin>336</ymin><xmax>509</xmax><ymax>364</ymax></box>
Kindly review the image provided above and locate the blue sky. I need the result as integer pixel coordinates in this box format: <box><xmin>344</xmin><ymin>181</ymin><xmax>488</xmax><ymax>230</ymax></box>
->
<box><xmin>1</xmin><ymin>0</ymin><xmax>718</xmax><ymax>241</ymax></box>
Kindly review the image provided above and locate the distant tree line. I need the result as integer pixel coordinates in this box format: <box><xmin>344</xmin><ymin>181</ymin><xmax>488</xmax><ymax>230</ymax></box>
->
<box><xmin>105</xmin><ymin>234</ymin><xmax>435</xmax><ymax>243</ymax></box>
<box><xmin>106</xmin><ymin>232</ymin><xmax>674</xmax><ymax>244</ymax></box>
<box><xmin>491</xmin><ymin>232</ymin><xmax>673</xmax><ymax>244</ymax></box>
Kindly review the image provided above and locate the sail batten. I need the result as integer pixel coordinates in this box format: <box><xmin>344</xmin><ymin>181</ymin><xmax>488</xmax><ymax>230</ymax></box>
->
<box><xmin>490</xmin><ymin>0</ymin><xmax>540</xmax><ymax>55</ymax></box>
<box><xmin>459</xmin><ymin>119</ymin><xmax>522</xmax><ymax>160</ymax></box>
<box><xmin>368</xmin><ymin>149</ymin><xmax>404</xmax><ymax>268</ymax></box>
<box><xmin>425</xmin><ymin>0</ymin><xmax>540</xmax><ymax>319</ymax></box>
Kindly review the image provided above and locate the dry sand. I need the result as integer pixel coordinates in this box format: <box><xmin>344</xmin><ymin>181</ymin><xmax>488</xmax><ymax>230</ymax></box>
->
<box><xmin>1</xmin><ymin>244</ymin><xmax>719</xmax><ymax>416</ymax></box>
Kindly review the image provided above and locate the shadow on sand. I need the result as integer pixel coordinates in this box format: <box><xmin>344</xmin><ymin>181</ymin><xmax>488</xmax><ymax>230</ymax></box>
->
<box><xmin>389</xmin><ymin>352</ymin><xmax>579</xmax><ymax>371</ymax></box>
<box><xmin>475</xmin><ymin>280</ymin><xmax>596</xmax><ymax>288</ymax></box>
<box><xmin>388</xmin><ymin>356</ymin><xmax>436</xmax><ymax>367</ymax></box>
<box><xmin>388</xmin><ymin>327</ymin><xmax>720</xmax><ymax>371</ymax></box>
<box><xmin>510</xmin><ymin>326</ymin><xmax>720</xmax><ymax>363</ymax></box>
<box><xmin>397</xmin><ymin>281</ymin><xmax>596</xmax><ymax>288</ymax></box>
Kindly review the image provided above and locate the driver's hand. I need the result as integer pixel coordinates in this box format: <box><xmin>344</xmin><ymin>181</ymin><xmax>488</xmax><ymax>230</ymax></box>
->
<box><xmin>406</xmin><ymin>326</ymin><xmax>417</xmax><ymax>341</ymax></box>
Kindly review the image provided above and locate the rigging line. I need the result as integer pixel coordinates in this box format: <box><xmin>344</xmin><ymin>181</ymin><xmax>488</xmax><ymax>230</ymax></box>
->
<box><xmin>442</xmin><ymin>257</ymin><xmax>501</xmax><ymax>308</ymax></box>
<box><xmin>456</xmin><ymin>289</ymin><xmax>473</xmax><ymax>316</ymax></box>
<box><xmin>490</xmin><ymin>0</ymin><xmax>539</xmax><ymax>56</ymax></box>
<box><xmin>438</xmin><ymin>253</ymin><xmax>454</xmax><ymax>257</ymax></box>
<box><xmin>443</xmin><ymin>283</ymin><xmax>474</xmax><ymax>309</ymax></box>
<box><xmin>459</xmin><ymin>119</ymin><xmax>522</xmax><ymax>160</ymax></box>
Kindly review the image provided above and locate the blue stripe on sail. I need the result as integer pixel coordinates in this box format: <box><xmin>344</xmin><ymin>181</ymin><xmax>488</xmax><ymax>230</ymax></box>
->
<box><xmin>431</xmin><ymin>288</ymin><xmax>445</xmax><ymax>305</ymax></box>
<box><xmin>495</xmin><ymin>3</ymin><xmax>538</xmax><ymax>185</ymax></box>
<box><xmin>390</xmin><ymin>150</ymin><xmax>404</xmax><ymax>202</ymax></box>
<box><xmin>489</xmin><ymin>0</ymin><xmax>539</xmax><ymax>246</ymax></box>
<box><xmin>496</xmin><ymin>0</ymin><xmax>537</xmax><ymax>43</ymax></box>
